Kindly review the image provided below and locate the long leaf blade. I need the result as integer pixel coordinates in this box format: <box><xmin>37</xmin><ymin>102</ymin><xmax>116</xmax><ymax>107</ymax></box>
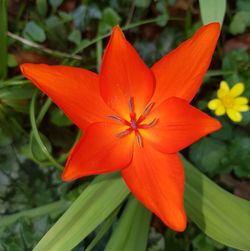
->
<box><xmin>0</xmin><ymin>0</ymin><xmax>8</xmax><ymax>79</ymax></box>
<box><xmin>33</xmin><ymin>172</ymin><xmax>129</xmax><ymax>251</ymax></box>
<box><xmin>199</xmin><ymin>0</ymin><xmax>226</xmax><ymax>26</ymax></box>
<box><xmin>105</xmin><ymin>195</ymin><xmax>151</xmax><ymax>251</ymax></box>
<box><xmin>183</xmin><ymin>156</ymin><xmax>250</xmax><ymax>251</ymax></box>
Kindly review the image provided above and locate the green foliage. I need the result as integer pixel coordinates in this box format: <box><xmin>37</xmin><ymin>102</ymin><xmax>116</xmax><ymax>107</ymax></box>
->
<box><xmin>229</xmin><ymin>0</ymin><xmax>250</xmax><ymax>34</ymax></box>
<box><xmin>0</xmin><ymin>0</ymin><xmax>7</xmax><ymax>79</ymax></box>
<box><xmin>23</xmin><ymin>21</ymin><xmax>46</xmax><ymax>43</ymax></box>
<box><xmin>1</xmin><ymin>0</ymin><xmax>250</xmax><ymax>250</ymax></box>
<box><xmin>189</xmin><ymin>137</ymin><xmax>228</xmax><ymax>175</ymax></box>
<box><xmin>33</xmin><ymin>172</ymin><xmax>129</xmax><ymax>251</ymax></box>
<box><xmin>229</xmin><ymin>11</ymin><xmax>250</xmax><ymax>35</ymax></box>
<box><xmin>105</xmin><ymin>196</ymin><xmax>151</xmax><ymax>251</ymax></box>
<box><xmin>199</xmin><ymin>0</ymin><xmax>226</xmax><ymax>25</ymax></box>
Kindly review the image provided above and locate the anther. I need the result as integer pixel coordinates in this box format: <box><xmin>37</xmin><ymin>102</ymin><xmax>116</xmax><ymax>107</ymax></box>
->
<box><xmin>107</xmin><ymin>115</ymin><xmax>130</xmax><ymax>126</ymax></box>
<box><xmin>116</xmin><ymin>128</ymin><xmax>133</xmax><ymax>138</ymax></box>
<box><xmin>128</xmin><ymin>97</ymin><xmax>135</xmax><ymax>113</ymax></box>
<box><xmin>137</xmin><ymin>102</ymin><xmax>155</xmax><ymax>123</ymax></box>
<box><xmin>135</xmin><ymin>130</ymin><xmax>143</xmax><ymax>147</ymax></box>
<box><xmin>143</xmin><ymin>102</ymin><xmax>154</xmax><ymax>116</ymax></box>
<box><xmin>139</xmin><ymin>118</ymin><xmax>158</xmax><ymax>129</ymax></box>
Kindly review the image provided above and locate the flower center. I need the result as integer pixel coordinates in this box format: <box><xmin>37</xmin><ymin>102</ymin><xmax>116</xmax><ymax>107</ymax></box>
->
<box><xmin>222</xmin><ymin>95</ymin><xmax>235</xmax><ymax>109</ymax></box>
<box><xmin>108</xmin><ymin>97</ymin><xmax>158</xmax><ymax>147</ymax></box>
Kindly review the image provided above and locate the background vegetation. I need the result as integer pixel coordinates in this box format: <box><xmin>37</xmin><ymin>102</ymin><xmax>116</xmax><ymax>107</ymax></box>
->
<box><xmin>0</xmin><ymin>0</ymin><xmax>250</xmax><ymax>250</ymax></box>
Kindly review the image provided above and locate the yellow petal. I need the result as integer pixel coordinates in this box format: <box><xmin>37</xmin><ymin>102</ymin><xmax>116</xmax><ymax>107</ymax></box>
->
<box><xmin>230</xmin><ymin>82</ymin><xmax>245</xmax><ymax>97</ymax></box>
<box><xmin>234</xmin><ymin>97</ymin><xmax>249</xmax><ymax>105</ymax></box>
<box><xmin>220</xmin><ymin>80</ymin><xmax>230</xmax><ymax>91</ymax></box>
<box><xmin>234</xmin><ymin>104</ymin><xmax>249</xmax><ymax>112</ymax></box>
<box><xmin>226</xmin><ymin>109</ymin><xmax>242</xmax><ymax>122</ymax></box>
<box><xmin>217</xmin><ymin>81</ymin><xmax>230</xmax><ymax>98</ymax></box>
<box><xmin>215</xmin><ymin>105</ymin><xmax>226</xmax><ymax>116</ymax></box>
<box><xmin>208</xmin><ymin>99</ymin><xmax>221</xmax><ymax>110</ymax></box>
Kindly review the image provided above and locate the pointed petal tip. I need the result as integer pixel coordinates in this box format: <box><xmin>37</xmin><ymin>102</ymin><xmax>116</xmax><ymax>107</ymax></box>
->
<box><xmin>160</xmin><ymin>205</ymin><xmax>187</xmax><ymax>232</ymax></box>
<box><xmin>19</xmin><ymin>63</ymin><xmax>32</xmax><ymax>75</ymax></box>
<box><xmin>20</xmin><ymin>63</ymin><xmax>47</xmax><ymax>79</ymax></box>
<box><xmin>165</xmin><ymin>215</ymin><xmax>187</xmax><ymax>232</ymax></box>
<box><xmin>111</xmin><ymin>25</ymin><xmax>125</xmax><ymax>40</ymax></box>
<box><xmin>210</xmin><ymin>117</ymin><xmax>222</xmax><ymax>132</ymax></box>
<box><xmin>201</xmin><ymin>22</ymin><xmax>221</xmax><ymax>38</ymax></box>
<box><xmin>61</xmin><ymin>168</ymin><xmax>76</xmax><ymax>182</ymax></box>
<box><xmin>206</xmin><ymin>22</ymin><xmax>221</xmax><ymax>30</ymax></box>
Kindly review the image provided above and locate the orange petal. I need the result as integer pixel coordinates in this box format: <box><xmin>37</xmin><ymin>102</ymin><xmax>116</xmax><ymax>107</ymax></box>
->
<box><xmin>62</xmin><ymin>122</ymin><xmax>134</xmax><ymax>181</ymax></box>
<box><xmin>100</xmin><ymin>26</ymin><xmax>155</xmax><ymax>119</ymax></box>
<box><xmin>142</xmin><ymin>97</ymin><xmax>221</xmax><ymax>153</ymax></box>
<box><xmin>122</xmin><ymin>145</ymin><xmax>187</xmax><ymax>231</ymax></box>
<box><xmin>151</xmin><ymin>23</ymin><xmax>220</xmax><ymax>104</ymax></box>
<box><xmin>20</xmin><ymin>64</ymin><xmax>112</xmax><ymax>129</ymax></box>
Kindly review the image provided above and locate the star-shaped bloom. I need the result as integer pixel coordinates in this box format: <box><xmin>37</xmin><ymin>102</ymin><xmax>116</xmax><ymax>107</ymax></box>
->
<box><xmin>20</xmin><ymin>23</ymin><xmax>221</xmax><ymax>231</ymax></box>
<box><xmin>208</xmin><ymin>81</ymin><xmax>249</xmax><ymax>122</ymax></box>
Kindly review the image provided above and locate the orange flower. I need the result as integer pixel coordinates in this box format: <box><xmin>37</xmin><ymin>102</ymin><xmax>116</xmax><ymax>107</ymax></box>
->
<box><xmin>20</xmin><ymin>23</ymin><xmax>221</xmax><ymax>232</ymax></box>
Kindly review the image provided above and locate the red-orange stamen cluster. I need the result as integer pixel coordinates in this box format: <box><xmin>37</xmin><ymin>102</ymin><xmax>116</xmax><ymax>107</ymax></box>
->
<box><xmin>108</xmin><ymin>97</ymin><xmax>158</xmax><ymax>147</ymax></box>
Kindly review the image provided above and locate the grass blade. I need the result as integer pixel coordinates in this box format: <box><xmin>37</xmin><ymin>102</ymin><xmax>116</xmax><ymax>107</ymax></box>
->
<box><xmin>105</xmin><ymin>195</ymin><xmax>151</xmax><ymax>251</ymax></box>
<box><xmin>183</xmin><ymin>156</ymin><xmax>250</xmax><ymax>251</ymax></box>
<box><xmin>0</xmin><ymin>0</ymin><xmax>8</xmax><ymax>79</ymax></box>
<box><xmin>199</xmin><ymin>0</ymin><xmax>226</xmax><ymax>26</ymax></box>
<box><xmin>33</xmin><ymin>172</ymin><xmax>129</xmax><ymax>251</ymax></box>
<box><xmin>0</xmin><ymin>200</ymin><xmax>69</xmax><ymax>228</ymax></box>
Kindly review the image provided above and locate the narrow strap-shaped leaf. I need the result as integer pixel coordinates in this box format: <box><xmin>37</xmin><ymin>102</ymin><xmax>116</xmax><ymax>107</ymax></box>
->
<box><xmin>85</xmin><ymin>206</ymin><xmax>120</xmax><ymax>251</ymax></box>
<box><xmin>0</xmin><ymin>0</ymin><xmax>7</xmax><ymax>79</ymax></box>
<box><xmin>105</xmin><ymin>195</ymin><xmax>151</xmax><ymax>251</ymax></box>
<box><xmin>33</xmin><ymin>172</ymin><xmax>129</xmax><ymax>251</ymax></box>
<box><xmin>33</xmin><ymin>157</ymin><xmax>250</xmax><ymax>251</ymax></box>
<box><xmin>0</xmin><ymin>200</ymin><xmax>69</xmax><ymax>228</ymax></box>
<box><xmin>183</xmin><ymin>156</ymin><xmax>250</xmax><ymax>251</ymax></box>
<box><xmin>199</xmin><ymin>0</ymin><xmax>226</xmax><ymax>26</ymax></box>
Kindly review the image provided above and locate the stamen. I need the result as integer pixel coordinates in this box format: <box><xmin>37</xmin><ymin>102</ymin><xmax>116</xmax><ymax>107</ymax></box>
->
<box><xmin>128</xmin><ymin>97</ymin><xmax>135</xmax><ymax>113</ymax></box>
<box><xmin>143</xmin><ymin>102</ymin><xmax>154</xmax><ymax>116</ymax></box>
<box><xmin>109</xmin><ymin>97</ymin><xmax>157</xmax><ymax>147</ymax></box>
<box><xmin>116</xmin><ymin>128</ymin><xmax>133</xmax><ymax>138</ymax></box>
<box><xmin>135</xmin><ymin>130</ymin><xmax>143</xmax><ymax>147</ymax></box>
<box><xmin>107</xmin><ymin>115</ymin><xmax>130</xmax><ymax>126</ymax></box>
<box><xmin>137</xmin><ymin>102</ymin><xmax>155</xmax><ymax>123</ymax></box>
<box><xmin>139</xmin><ymin>118</ymin><xmax>158</xmax><ymax>129</ymax></box>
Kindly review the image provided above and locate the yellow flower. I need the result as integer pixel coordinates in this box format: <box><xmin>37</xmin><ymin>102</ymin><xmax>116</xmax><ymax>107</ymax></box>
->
<box><xmin>208</xmin><ymin>81</ymin><xmax>249</xmax><ymax>122</ymax></box>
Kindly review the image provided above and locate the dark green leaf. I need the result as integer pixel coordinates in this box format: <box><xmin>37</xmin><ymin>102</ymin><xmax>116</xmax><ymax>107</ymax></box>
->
<box><xmin>23</xmin><ymin>21</ymin><xmax>46</xmax><ymax>43</ymax></box>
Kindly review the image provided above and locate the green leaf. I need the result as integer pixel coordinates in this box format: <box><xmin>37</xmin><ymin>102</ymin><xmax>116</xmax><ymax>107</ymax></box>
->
<box><xmin>36</xmin><ymin>0</ymin><xmax>48</xmax><ymax>16</ymax></box>
<box><xmin>192</xmin><ymin>234</ymin><xmax>217</xmax><ymax>251</ymax></box>
<box><xmin>7</xmin><ymin>54</ymin><xmax>18</xmax><ymax>67</ymax></box>
<box><xmin>105</xmin><ymin>195</ymin><xmax>151</xmax><ymax>251</ymax></box>
<box><xmin>229</xmin><ymin>11</ymin><xmax>250</xmax><ymax>35</ymax></box>
<box><xmin>0</xmin><ymin>127</ymin><xmax>12</xmax><ymax>147</ymax></box>
<box><xmin>29</xmin><ymin>133</ymin><xmax>52</xmax><ymax>162</ymax></box>
<box><xmin>33</xmin><ymin>157</ymin><xmax>250</xmax><ymax>251</ymax></box>
<box><xmin>0</xmin><ymin>200</ymin><xmax>68</xmax><ymax>228</ymax></box>
<box><xmin>199</xmin><ymin>0</ymin><xmax>226</xmax><ymax>26</ymax></box>
<box><xmin>135</xmin><ymin>0</ymin><xmax>151</xmax><ymax>8</ymax></box>
<box><xmin>0</xmin><ymin>86</ymin><xmax>34</xmax><ymax>100</ymax></box>
<box><xmin>50</xmin><ymin>107</ymin><xmax>73</xmax><ymax>127</ymax></box>
<box><xmin>99</xmin><ymin>8</ymin><xmax>121</xmax><ymax>34</ymax></box>
<box><xmin>33</xmin><ymin>172</ymin><xmax>129</xmax><ymax>251</ymax></box>
<box><xmin>85</xmin><ymin>207</ymin><xmax>120</xmax><ymax>251</ymax></box>
<box><xmin>183</xmin><ymin>156</ymin><xmax>250</xmax><ymax>251</ymax></box>
<box><xmin>189</xmin><ymin>137</ymin><xmax>228</xmax><ymax>175</ymax></box>
<box><xmin>49</xmin><ymin>0</ymin><xmax>63</xmax><ymax>11</ymax></box>
<box><xmin>155</xmin><ymin>1</ymin><xmax>169</xmax><ymax>26</ymax></box>
<box><xmin>23</xmin><ymin>21</ymin><xmax>46</xmax><ymax>43</ymax></box>
<box><xmin>0</xmin><ymin>0</ymin><xmax>8</xmax><ymax>79</ymax></box>
<box><xmin>67</xmin><ymin>29</ymin><xmax>81</xmax><ymax>46</ymax></box>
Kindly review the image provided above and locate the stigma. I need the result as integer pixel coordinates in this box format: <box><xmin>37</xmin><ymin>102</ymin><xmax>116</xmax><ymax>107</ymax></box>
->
<box><xmin>108</xmin><ymin>97</ymin><xmax>158</xmax><ymax>147</ymax></box>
